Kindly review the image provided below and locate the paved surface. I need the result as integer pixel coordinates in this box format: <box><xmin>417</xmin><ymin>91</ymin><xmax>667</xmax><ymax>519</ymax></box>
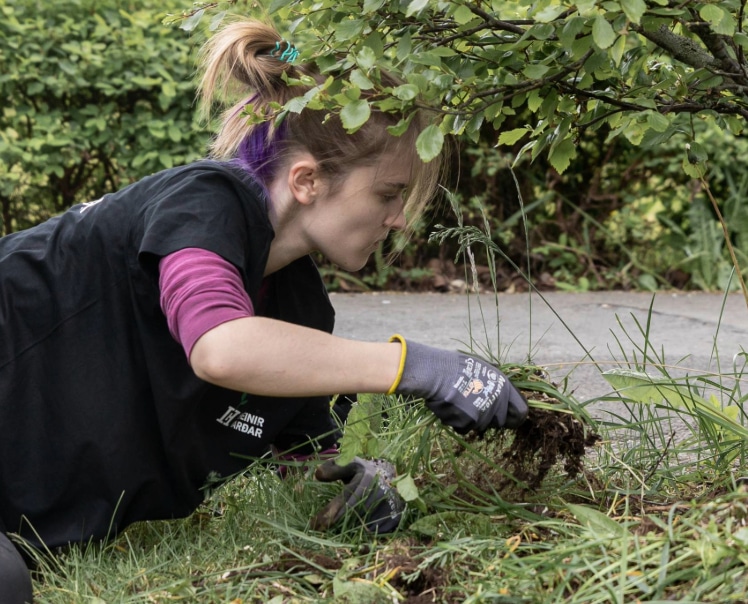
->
<box><xmin>331</xmin><ymin>291</ymin><xmax>748</xmax><ymax>424</ymax></box>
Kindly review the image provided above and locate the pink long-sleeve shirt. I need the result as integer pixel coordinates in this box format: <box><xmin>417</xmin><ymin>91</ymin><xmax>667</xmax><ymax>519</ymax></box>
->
<box><xmin>159</xmin><ymin>247</ymin><xmax>255</xmax><ymax>360</ymax></box>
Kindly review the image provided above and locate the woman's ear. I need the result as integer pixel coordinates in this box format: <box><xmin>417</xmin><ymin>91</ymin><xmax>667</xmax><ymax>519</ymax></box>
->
<box><xmin>287</xmin><ymin>155</ymin><xmax>321</xmax><ymax>205</ymax></box>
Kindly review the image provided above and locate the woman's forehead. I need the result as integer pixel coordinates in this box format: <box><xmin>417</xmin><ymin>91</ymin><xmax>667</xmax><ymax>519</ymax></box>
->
<box><xmin>371</xmin><ymin>153</ymin><xmax>413</xmax><ymax>184</ymax></box>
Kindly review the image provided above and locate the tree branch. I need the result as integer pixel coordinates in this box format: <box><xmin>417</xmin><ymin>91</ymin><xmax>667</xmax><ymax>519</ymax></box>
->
<box><xmin>635</xmin><ymin>24</ymin><xmax>717</xmax><ymax>69</ymax></box>
<box><xmin>465</xmin><ymin>4</ymin><xmax>528</xmax><ymax>36</ymax></box>
<box><xmin>688</xmin><ymin>22</ymin><xmax>748</xmax><ymax>87</ymax></box>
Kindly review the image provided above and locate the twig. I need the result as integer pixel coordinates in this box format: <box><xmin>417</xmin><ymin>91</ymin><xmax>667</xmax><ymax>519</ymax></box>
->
<box><xmin>642</xmin><ymin>432</ymin><xmax>676</xmax><ymax>485</ymax></box>
<box><xmin>696</xmin><ymin>168</ymin><xmax>748</xmax><ymax>311</ymax></box>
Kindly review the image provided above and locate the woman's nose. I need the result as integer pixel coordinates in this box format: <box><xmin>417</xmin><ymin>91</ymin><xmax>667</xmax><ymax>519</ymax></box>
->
<box><xmin>386</xmin><ymin>206</ymin><xmax>406</xmax><ymax>230</ymax></box>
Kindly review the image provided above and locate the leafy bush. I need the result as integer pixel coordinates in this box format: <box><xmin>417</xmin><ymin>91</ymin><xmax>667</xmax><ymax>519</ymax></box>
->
<box><xmin>0</xmin><ymin>0</ymin><xmax>209</xmax><ymax>234</ymax></box>
<box><xmin>218</xmin><ymin>0</ymin><xmax>748</xmax><ymax>293</ymax></box>
<box><xmin>4</xmin><ymin>0</ymin><xmax>746</xmax><ymax>293</ymax></box>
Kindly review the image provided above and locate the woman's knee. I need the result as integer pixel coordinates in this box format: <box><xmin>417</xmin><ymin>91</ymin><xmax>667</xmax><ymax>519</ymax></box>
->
<box><xmin>0</xmin><ymin>533</ymin><xmax>33</xmax><ymax>604</ymax></box>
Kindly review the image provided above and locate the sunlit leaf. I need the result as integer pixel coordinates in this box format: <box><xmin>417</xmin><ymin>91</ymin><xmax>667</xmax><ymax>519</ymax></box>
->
<box><xmin>611</xmin><ymin>32</ymin><xmax>626</xmax><ymax>66</ymax></box>
<box><xmin>416</xmin><ymin>124</ymin><xmax>444</xmax><ymax>162</ymax></box>
<box><xmin>620</xmin><ymin>0</ymin><xmax>646</xmax><ymax>24</ymax></box>
<box><xmin>452</xmin><ymin>4</ymin><xmax>475</xmax><ymax>25</ymax></box>
<box><xmin>393</xmin><ymin>84</ymin><xmax>419</xmax><ymax>101</ymax></box>
<box><xmin>592</xmin><ymin>16</ymin><xmax>616</xmax><ymax>49</ymax></box>
<box><xmin>534</xmin><ymin>5</ymin><xmax>566</xmax><ymax>23</ymax></box>
<box><xmin>356</xmin><ymin>46</ymin><xmax>377</xmax><ymax>70</ymax></box>
<box><xmin>363</xmin><ymin>0</ymin><xmax>385</xmax><ymax>12</ymax></box>
<box><xmin>349</xmin><ymin>69</ymin><xmax>374</xmax><ymax>90</ymax></box>
<box><xmin>548</xmin><ymin>137</ymin><xmax>577</xmax><ymax>174</ymax></box>
<box><xmin>603</xmin><ymin>369</ymin><xmax>748</xmax><ymax>439</ymax></box>
<box><xmin>498</xmin><ymin>128</ymin><xmax>530</xmax><ymax>146</ymax></box>
<box><xmin>340</xmin><ymin>99</ymin><xmax>371</xmax><ymax>132</ymax></box>
<box><xmin>179</xmin><ymin>8</ymin><xmax>204</xmax><ymax>32</ymax></box>
<box><xmin>394</xmin><ymin>473</ymin><xmax>419</xmax><ymax>501</ymax></box>
<box><xmin>406</xmin><ymin>0</ymin><xmax>429</xmax><ymax>18</ymax></box>
<box><xmin>700</xmin><ymin>5</ymin><xmax>735</xmax><ymax>36</ymax></box>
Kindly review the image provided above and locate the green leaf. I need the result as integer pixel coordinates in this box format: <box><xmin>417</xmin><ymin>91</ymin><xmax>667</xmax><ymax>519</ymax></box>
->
<box><xmin>530</xmin><ymin>23</ymin><xmax>555</xmax><ymax>40</ymax></box>
<box><xmin>396</xmin><ymin>32</ymin><xmax>412</xmax><ymax>61</ymax></box>
<box><xmin>167</xmin><ymin>125</ymin><xmax>182</xmax><ymax>143</ymax></box>
<box><xmin>623</xmin><ymin>121</ymin><xmax>646</xmax><ymax>145</ymax></box>
<box><xmin>567</xmin><ymin>504</ymin><xmax>630</xmax><ymax>539</ymax></box>
<box><xmin>363</xmin><ymin>0</ymin><xmax>385</xmax><ymax>12</ymax></box>
<box><xmin>592</xmin><ymin>16</ymin><xmax>616</xmax><ymax>49</ymax></box>
<box><xmin>452</xmin><ymin>4</ymin><xmax>475</xmax><ymax>25</ymax></box>
<box><xmin>523</xmin><ymin>64</ymin><xmax>550</xmax><ymax>79</ymax></box>
<box><xmin>699</xmin><ymin>5</ymin><xmax>734</xmax><ymax>36</ymax></box>
<box><xmin>735</xmin><ymin>32</ymin><xmax>748</xmax><ymax>50</ymax></box>
<box><xmin>534</xmin><ymin>5</ymin><xmax>566</xmax><ymax>23</ymax></box>
<box><xmin>387</xmin><ymin>113</ymin><xmax>416</xmax><ymax>136</ymax></box>
<box><xmin>336</xmin><ymin>394</ymin><xmax>382</xmax><ymax>464</ymax></box>
<box><xmin>646</xmin><ymin>111</ymin><xmax>669</xmax><ymax>132</ymax></box>
<box><xmin>363</xmin><ymin>32</ymin><xmax>384</xmax><ymax>58</ymax></box>
<box><xmin>410</xmin><ymin>511</ymin><xmax>491</xmax><ymax>537</ymax></box>
<box><xmin>285</xmin><ymin>95</ymin><xmax>309</xmax><ymax>114</ymax></box>
<box><xmin>686</xmin><ymin>141</ymin><xmax>708</xmax><ymax>164</ymax></box>
<box><xmin>393</xmin><ymin>83</ymin><xmax>419</xmax><ymax>101</ymax></box>
<box><xmin>603</xmin><ymin>368</ymin><xmax>694</xmax><ymax>407</ymax></box>
<box><xmin>356</xmin><ymin>46</ymin><xmax>377</xmax><ymax>71</ymax></box>
<box><xmin>180</xmin><ymin>9</ymin><xmax>204</xmax><ymax>32</ymax></box>
<box><xmin>333</xmin><ymin>577</ymin><xmax>385</xmax><ymax>601</ymax></box>
<box><xmin>268</xmin><ymin>0</ymin><xmax>295</xmax><ymax>12</ymax></box>
<box><xmin>548</xmin><ymin>137</ymin><xmax>577</xmax><ymax>174</ymax></box>
<box><xmin>602</xmin><ymin>368</ymin><xmax>748</xmax><ymax>439</ymax></box>
<box><xmin>498</xmin><ymin>127</ymin><xmax>530</xmax><ymax>146</ymax></box>
<box><xmin>159</xmin><ymin>151</ymin><xmax>174</xmax><ymax>168</ymax></box>
<box><xmin>637</xmin><ymin>273</ymin><xmax>658</xmax><ymax>291</ymax></box>
<box><xmin>527</xmin><ymin>90</ymin><xmax>543</xmax><ymax>113</ymax></box>
<box><xmin>208</xmin><ymin>10</ymin><xmax>227</xmax><ymax>31</ymax></box>
<box><xmin>394</xmin><ymin>473</ymin><xmax>420</xmax><ymax>501</ymax></box>
<box><xmin>340</xmin><ymin>99</ymin><xmax>371</xmax><ymax>132</ymax></box>
<box><xmin>334</xmin><ymin>18</ymin><xmax>365</xmax><ymax>41</ymax></box>
<box><xmin>406</xmin><ymin>0</ymin><xmax>429</xmax><ymax>18</ymax></box>
<box><xmin>560</xmin><ymin>17</ymin><xmax>586</xmax><ymax>49</ymax></box>
<box><xmin>350</xmin><ymin>69</ymin><xmax>374</xmax><ymax>90</ymax></box>
<box><xmin>620</xmin><ymin>0</ymin><xmax>646</xmax><ymax>24</ymax></box>
<box><xmin>415</xmin><ymin>124</ymin><xmax>444</xmax><ymax>162</ymax></box>
<box><xmin>610</xmin><ymin>32</ymin><xmax>626</xmax><ymax>66</ymax></box>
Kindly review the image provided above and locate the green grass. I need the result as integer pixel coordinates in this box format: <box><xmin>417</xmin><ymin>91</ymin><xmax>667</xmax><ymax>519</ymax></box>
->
<box><xmin>24</xmin><ymin>191</ymin><xmax>748</xmax><ymax>602</ymax></box>
<box><xmin>24</xmin><ymin>337</ymin><xmax>748</xmax><ymax>603</ymax></box>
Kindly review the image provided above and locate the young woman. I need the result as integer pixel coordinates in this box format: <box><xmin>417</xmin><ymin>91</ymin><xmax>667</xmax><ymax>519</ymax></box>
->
<box><xmin>0</xmin><ymin>18</ymin><xmax>527</xmax><ymax>602</ymax></box>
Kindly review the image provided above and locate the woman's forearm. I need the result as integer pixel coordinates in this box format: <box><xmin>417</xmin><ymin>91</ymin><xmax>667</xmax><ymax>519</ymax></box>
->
<box><xmin>189</xmin><ymin>316</ymin><xmax>402</xmax><ymax>396</ymax></box>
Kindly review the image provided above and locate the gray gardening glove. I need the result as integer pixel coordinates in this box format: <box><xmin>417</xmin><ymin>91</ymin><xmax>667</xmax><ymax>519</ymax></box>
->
<box><xmin>389</xmin><ymin>335</ymin><xmax>528</xmax><ymax>434</ymax></box>
<box><xmin>311</xmin><ymin>457</ymin><xmax>404</xmax><ymax>533</ymax></box>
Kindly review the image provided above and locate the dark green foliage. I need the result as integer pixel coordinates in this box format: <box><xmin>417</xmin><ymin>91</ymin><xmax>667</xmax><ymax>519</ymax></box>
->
<box><xmin>3</xmin><ymin>0</ymin><xmax>746</xmax><ymax>291</ymax></box>
<box><xmin>0</xmin><ymin>0</ymin><xmax>210</xmax><ymax>234</ymax></box>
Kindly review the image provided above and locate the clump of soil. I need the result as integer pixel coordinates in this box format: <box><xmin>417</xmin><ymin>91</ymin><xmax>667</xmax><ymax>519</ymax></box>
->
<box><xmin>502</xmin><ymin>404</ymin><xmax>601</xmax><ymax>490</ymax></box>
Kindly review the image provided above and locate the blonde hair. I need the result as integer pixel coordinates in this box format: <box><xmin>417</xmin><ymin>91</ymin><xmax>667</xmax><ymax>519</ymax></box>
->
<box><xmin>197</xmin><ymin>18</ymin><xmax>442</xmax><ymax>240</ymax></box>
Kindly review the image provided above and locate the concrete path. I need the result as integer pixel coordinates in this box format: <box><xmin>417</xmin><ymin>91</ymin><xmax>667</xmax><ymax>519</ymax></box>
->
<box><xmin>331</xmin><ymin>291</ymin><xmax>748</xmax><ymax>423</ymax></box>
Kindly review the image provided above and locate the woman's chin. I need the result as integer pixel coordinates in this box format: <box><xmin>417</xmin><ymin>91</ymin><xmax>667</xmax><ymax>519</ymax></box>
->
<box><xmin>332</xmin><ymin>255</ymin><xmax>369</xmax><ymax>273</ymax></box>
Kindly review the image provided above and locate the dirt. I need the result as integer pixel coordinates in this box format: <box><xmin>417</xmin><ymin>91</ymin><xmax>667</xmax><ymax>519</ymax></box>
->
<box><xmin>501</xmin><ymin>404</ymin><xmax>601</xmax><ymax>490</ymax></box>
<box><xmin>251</xmin><ymin>549</ymin><xmax>456</xmax><ymax>603</ymax></box>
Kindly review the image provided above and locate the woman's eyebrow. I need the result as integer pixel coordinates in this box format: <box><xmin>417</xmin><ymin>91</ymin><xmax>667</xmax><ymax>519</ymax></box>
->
<box><xmin>381</xmin><ymin>181</ymin><xmax>408</xmax><ymax>189</ymax></box>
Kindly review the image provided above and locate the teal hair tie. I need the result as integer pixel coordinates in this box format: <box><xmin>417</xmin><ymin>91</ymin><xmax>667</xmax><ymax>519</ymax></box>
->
<box><xmin>270</xmin><ymin>40</ymin><xmax>299</xmax><ymax>63</ymax></box>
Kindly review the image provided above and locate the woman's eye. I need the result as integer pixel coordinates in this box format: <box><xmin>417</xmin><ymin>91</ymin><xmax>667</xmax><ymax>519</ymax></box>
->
<box><xmin>382</xmin><ymin>190</ymin><xmax>404</xmax><ymax>203</ymax></box>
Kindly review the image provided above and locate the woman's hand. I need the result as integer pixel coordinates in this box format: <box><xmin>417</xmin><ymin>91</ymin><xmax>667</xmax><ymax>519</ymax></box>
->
<box><xmin>388</xmin><ymin>335</ymin><xmax>529</xmax><ymax>434</ymax></box>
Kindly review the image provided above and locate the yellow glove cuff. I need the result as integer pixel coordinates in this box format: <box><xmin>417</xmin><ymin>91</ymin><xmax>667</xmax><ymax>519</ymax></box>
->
<box><xmin>387</xmin><ymin>334</ymin><xmax>407</xmax><ymax>395</ymax></box>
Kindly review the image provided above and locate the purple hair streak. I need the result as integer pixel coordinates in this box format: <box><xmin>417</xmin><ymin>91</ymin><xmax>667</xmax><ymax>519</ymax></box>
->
<box><xmin>231</xmin><ymin>97</ymin><xmax>288</xmax><ymax>188</ymax></box>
